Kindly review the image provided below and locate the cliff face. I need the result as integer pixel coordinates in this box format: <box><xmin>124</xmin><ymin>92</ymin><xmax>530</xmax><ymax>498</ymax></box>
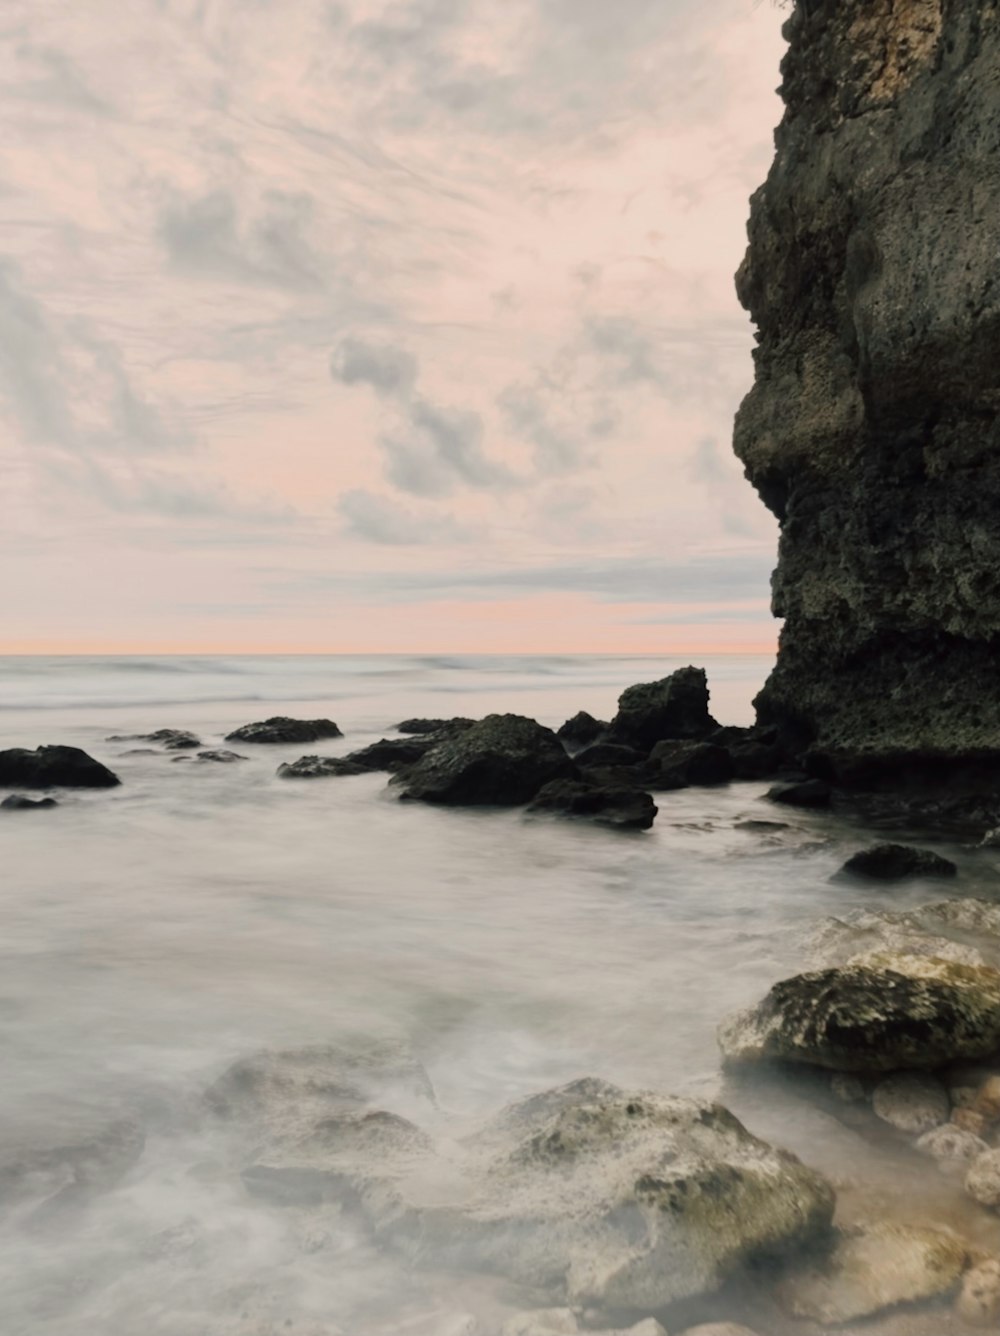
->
<box><xmin>736</xmin><ymin>0</ymin><xmax>1000</xmax><ymax>780</ymax></box>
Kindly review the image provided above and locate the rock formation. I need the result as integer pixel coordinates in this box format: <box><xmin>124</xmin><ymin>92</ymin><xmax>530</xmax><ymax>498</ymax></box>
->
<box><xmin>735</xmin><ymin>0</ymin><xmax>1000</xmax><ymax>783</ymax></box>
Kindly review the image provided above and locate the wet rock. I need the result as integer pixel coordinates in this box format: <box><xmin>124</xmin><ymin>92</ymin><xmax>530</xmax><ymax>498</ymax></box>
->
<box><xmin>1</xmin><ymin>794</ymin><xmax>58</xmax><ymax>810</ymax></box>
<box><xmin>966</xmin><ymin>1149</ymin><xmax>1000</xmax><ymax>1208</ymax></box>
<box><xmin>0</xmin><ymin>1107</ymin><xmax>144</xmax><ymax>1213</ymax></box>
<box><xmin>808</xmin><ymin>906</ymin><xmax>985</xmax><ymax>971</ymax></box>
<box><xmin>395</xmin><ymin>717</ymin><xmax>475</xmax><ymax>736</ymax></box>
<box><xmin>957</xmin><ymin>1258</ymin><xmax>1000</xmax><ymax>1326</ymax></box>
<box><xmin>0</xmin><ymin>744</ymin><xmax>120</xmax><ymax>789</ymax></box>
<box><xmin>646</xmin><ymin>740</ymin><xmax>734</xmax><ymax>789</ymax></box>
<box><xmin>344</xmin><ymin>737</ymin><xmax>439</xmax><ymax>772</ymax></box>
<box><xmin>225</xmin><ymin>717</ymin><xmax>343</xmax><ymax>745</ymax></box>
<box><xmin>573</xmin><ymin>742</ymin><xmax>645</xmax><ymax>769</ymax></box>
<box><xmin>841</xmin><ymin>843</ymin><xmax>958</xmax><ymax>881</ymax></box>
<box><xmin>871</xmin><ymin>1072</ymin><xmax>949</xmax><ymax>1135</ymax></box>
<box><xmin>527</xmin><ymin>779</ymin><xmax>657</xmax><ymax>831</ymax></box>
<box><xmin>556</xmin><ymin>712</ymin><xmax>608</xmax><ymax>751</ymax></box>
<box><xmin>915</xmin><ymin>1124</ymin><xmax>988</xmax><ymax>1166</ymax></box>
<box><xmin>392</xmin><ymin>714</ymin><xmax>574</xmax><ymax>807</ymax></box>
<box><xmin>608</xmin><ymin>666</ymin><xmax>717</xmax><ymax>750</ymax></box>
<box><xmin>719</xmin><ymin>954</ymin><xmax>1000</xmax><ymax>1073</ymax></box>
<box><xmin>195</xmin><ymin>749</ymin><xmax>247</xmax><ymax>763</ymax></box>
<box><xmin>767</xmin><ymin>779</ymin><xmax>831</xmax><ymax>809</ymax></box>
<box><xmin>710</xmin><ymin>726</ymin><xmax>786</xmax><ymax>780</ymax></box>
<box><xmin>278</xmin><ymin>756</ymin><xmax>368</xmax><ymax>779</ymax></box>
<box><xmin>107</xmin><ymin>728</ymin><xmax>201</xmax><ymax>750</ymax></box>
<box><xmin>424</xmin><ymin>1079</ymin><xmax>834</xmax><ymax>1311</ymax></box>
<box><xmin>779</xmin><ymin>1220</ymin><xmax>968</xmax><ymax>1323</ymax></box>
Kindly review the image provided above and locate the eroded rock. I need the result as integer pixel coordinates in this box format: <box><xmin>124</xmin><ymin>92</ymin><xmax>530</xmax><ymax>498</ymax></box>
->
<box><xmin>225</xmin><ymin>717</ymin><xmax>343</xmax><ymax>745</ymax></box>
<box><xmin>957</xmin><ymin>1257</ymin><xmax>1000</xmax><ymax>1327</ymax></box>
<box><xmin>967</xmin><ymin>1149</ymin><xmax>1000</xmax><ymax>1208</ymax></box>
<box><xmin>608</xmin><ymin>667</ymin><xmax>717</xmax><ymax>751</ymax></box>
<box><xmin>842</xmin><ymin>843</ymin><xmax>958</xmax><ymax>881</ymax></box>
<box><xmin>395</xmin><ymin>718</ymin><xmax>475</xmax><ymax>736</ymax></box>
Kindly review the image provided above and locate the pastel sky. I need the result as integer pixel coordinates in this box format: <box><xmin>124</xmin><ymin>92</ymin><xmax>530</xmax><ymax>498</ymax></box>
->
<box><xmin>2</xmin><ymin>0</ymin><xmax>786</xmax><ymax>654</ymax></box>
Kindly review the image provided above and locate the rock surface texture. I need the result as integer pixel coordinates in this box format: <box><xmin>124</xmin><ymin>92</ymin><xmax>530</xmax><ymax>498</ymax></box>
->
<box><xmin>735</xmin><ymin>0</ymin><xmax>1000</xmax><ymax>783</ymax></box>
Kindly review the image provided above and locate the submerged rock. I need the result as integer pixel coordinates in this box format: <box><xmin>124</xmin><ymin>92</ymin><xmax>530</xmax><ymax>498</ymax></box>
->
<box><xmin>0</xmin><ymin>1106</ymin><xmax>144</xmax><ymax>1213</ymax></box>
<box><xmin>195</xmin><ymin>749</ymin><xmax>247</xmax><ymax>763</ymax></box>
<box><xmin>277</xmin><ymin>756</ymin><xmax>367</xmax><ymax>779</ymax></box>
<box><xmin>556</xmin><ymin>711</ymin><xmax>608</xmax><ymax>751</ymax></box>
<box><xmin>608</xmin><ymin>666</ymin><xmax>717</xmax><ymax>750</ymax></box>
<box><xmin>0</xmin><ymin>745</ymin><xmax>120</xmax><ymax>789</ymax></box>
<box><xmin>225</xmin><ymin>717</ymin><xmax>343</xmax><ymax>745</ymax></box>
<box><xmin>394</xmin><ymin>717</ymin><xmax>475</xmax><ymax>736</ymax></box>
<box><xmin>107</xmin><ymin>728</ymin><xmax>201</xmax><ymax>750</ymax></box>
<box><xmin>871</xmin><ymin>1072</ymin><xmax>949</xmax><ymax>1135</ymax></box>
<box><xmin>392</xmin><ymin>714</ymin><xmax>574</xmax><ymax>807</ymax></box>
<box><xmin>719</xmin><ymin>955</ymin><xmax>1000</xmax><ymax>1073</ymax></box>
<box><xmin>767</xmin><ymin>779</ymin><xmax>831</xmax><ymax>809</ymax></box>
<box><xmin>841</xmin><ymin>843</ymin><xmax>958</xmax><ymax>881</ymax></box>
<box><xmin>344</xmin><ymin>737</ymin><xmax>438</xmax><ymax>772</ymax></box>
<box><xmin>779</xmin><ymin>1220</ymin><xmax>967</xmax><ymax>1324</ymax></box>
<box><xmin>527</xmin><ymin>779</ymin><xmax>657</xmax><ymax>831</ymax></box>
<box><xmin>1</xmin><ymin>794</ymin><xmax>58</xmax><ymax>810</ymax></box>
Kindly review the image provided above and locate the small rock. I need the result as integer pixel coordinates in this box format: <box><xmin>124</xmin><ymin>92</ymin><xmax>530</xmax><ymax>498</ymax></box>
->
<box><xmin>916</xmin><ymin>1124</ymin><xmax>989</xmax><ymax>1164</ymax></box>
<box><xmin>830</xmin><ymin>1074</ymin><xmax>867</xmax><ymax>1104</ymax></box>
<box><xmin>395</xmin><ymin>717</ymin><xmax>475</xmax><ymax>736</ymax></box>
<box><xmin>973</xmin><ymin>1075</ymin><xmax>1000</xmax><ymax>1120</ymax></box>
<box><xmin>1</xmin><ymin>794</ymin><xmax>58</xmax><ymax>810</ymax></box>
<box><xmin>278</xmin><ymin>756</ymin><xmax>369</xmax><ymax>780</ymax></box>
<box><xmin>735</xmin><ymin>819</ymin><xmax>789</xmax><ymax>832</ymax></box>
<box><xmin>957</xmin><ymin>1257</ymin><xmax>1000</xmax><ymax>1326</ymax></box>
<box><xmin>767</xmin><ymin>778</ymin><xmax>831</xmax><ymax>808</ymax></box>
<box><xmin>779</xmin><ymin>1219</ymin><xmax>968</xmax><ymax>1322</ymax></box>
<box><xmin>225</xmin><ymin>717</ymin><xmax>343</xmax><ymax>745</ymax></box>
<box><xmin>842</xmin><ymin>843</ymin><xmax>958</xmax><ymax>881</ymax></box>
<box><xmin>556</xmin><ymin>712</ymin><xmax>608</xmax><ymax>751</ymax></box>
<box><xmin>967</xmin><ymin>1149</ymin><xmax>1000</xmax><ymax>1207</ymax></box>
<box><xmin>527</xmin><ymin>779</ymin><xmax>657</xmax><ymax>831</ymax></box>
<box><xmin>872</xmin><ymin>1072</ymin><xmax>950</xmax><ymax>1134</ymax></box>
<box><xmin>196</xmin><ymin>749</ymin><xmax>247</xmax><ymax>763</ymax></box>
<box><xmin>0</xmin><ymin>745</ymin><xmax>120</xmax><ymax>789</ymax></box>
<box><xmin>107</xmin><ymin>728</ymin><xmax>201</xmax><ymax>751</ymax></box>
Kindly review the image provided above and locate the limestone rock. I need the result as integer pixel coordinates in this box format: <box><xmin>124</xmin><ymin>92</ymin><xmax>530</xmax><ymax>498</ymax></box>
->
<box><xmin>779</xmin><ymin>1220</ymin><xmax>968</xmax><ymax>1323</ymax></box>
<box><xmin>719</xmin><ymin>955</ymin><xmax>1000</xmax><ymax>1073</ymax></box>
<box><xmin>957</xmin><ymin>1258</ymin><xmax>1000</xmax><ymax>1327</ymax></box>
<box><xmin>842</xmin><ymin>843</ymin><xmax>958</xmax><ymax>881</ymax></box>
<box><xmin>527</xmin><ymin>779</ymin><xmax>657</xmax><ymax>831</ymax></box>
<box><xmin>734</xmin><ymin>0</ymin><xmax>1000</xmax><ymax>780</ymax></box>
<box><xmin>225</xmin><ymin>717</ymin><xmax>343</xmax><ymax>744</ymax></box>
<box><xmin>872</xmin><ymin>1072</ymin><xmax>949</xmax><ymax>1135</ymax></box>
<box><xmin>392</xmin><ymin>714</ymin><xmax>574</xmax><ymax>807</ymax></box>
<box><xmin>915</xmin><ymin>1124</ymin><xmax>988</xmax><ymax>1166</ymax></box>
<box><xmin>608</xmin><ymin>667</ymin><xmax>717</xmax><ymax>750</ymax></box>
<box><xmin>0</xmin><ymin>744</ymin><xmax>120</xmax><ymax>789</ymax></box>
<box><xmin>966</xmin><ymin>1149</ymin><xmax>1000</xmax><ymax>1208</ymax></box>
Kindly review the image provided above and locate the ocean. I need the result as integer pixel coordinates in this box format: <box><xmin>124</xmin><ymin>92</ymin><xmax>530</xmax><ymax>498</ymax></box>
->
<box><xmin>0</xmin><ymin>653</ymin><xmax>990</xmax><ymax>1335</ymax></box>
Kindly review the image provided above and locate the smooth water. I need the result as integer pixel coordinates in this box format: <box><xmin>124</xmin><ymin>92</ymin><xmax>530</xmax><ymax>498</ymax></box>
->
<box><xmin>2</xmin><ymin>654</ymin><xmax>997</xmax><ymax>1335</ymax></box>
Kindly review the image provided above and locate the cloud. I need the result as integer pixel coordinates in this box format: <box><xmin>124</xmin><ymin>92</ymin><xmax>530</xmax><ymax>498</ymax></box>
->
<box><xmin>338</xmin><ymin>487</ymin><xmax>470</xmax><ymax>545</ymax></box>
<box><xmin>330</xmin><ymin>338</ymin><xmax>418</xmax><ymax>397</ymax></box>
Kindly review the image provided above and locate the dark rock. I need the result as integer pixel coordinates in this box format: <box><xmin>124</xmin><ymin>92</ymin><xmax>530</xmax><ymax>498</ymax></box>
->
<box><xmin>527</xmin><ymin>779</ymin><xmax>657</xmax><ymax>831</ymax></box>
<box><xmin>608</xmin><ymin>666</ymin><xmax>717</xmax><ymax>750</ymax></box>
<box><xmin>194</xmin><ymin>749</ymin><xmax>247</xmax><ymax>763</ymax></box>
<box><xmin>106</xmin><ymin>729</ymin><xmax>201</xmax><ymax>751</ymax></box>
<box><xmin>346</xmin><ymin>737</ymin><xmax>438</xmax><ymax>772</ymax></box>
<box><xmin>842</xmin><ymin>843</ymin><xmax>958</xmax><ymax>881</ymax></box>
<box><xmin>573</xmin><ymin>741</ymin><xmax>645</xmax><ymax>768</ymax></box>
<box><xmin>0</xmin><ymin>745</ymin><xmax>120</xmax><ymax>789</ymax></box>
<box><xmin>278</xmin><ymin>756</ymin><xmax>368</xmax><ymax>779</ymax></box>
<box><xmin>767</xmin><ymin>779</ymin><xmax>831</xmax><ymax>809</ymax></box>
<box><xmin>1</xmin><ymin>794</ymin><xmax>58</xmax><ymax>810</ymax></box>
<box><xmin>392</xmin><ymin>713</ymin><xmax>575</xmax><ymax>807</ymax></box>
<box><xmin>556</xmin><ymin>711</ymin><xmax>608</xmax><ymax>751</ymax></box>
<box><xmin>647</xmin><ymin>739</ymin><xmax>734</xmax><ymax>789</ymax></box>
<box><xmin>394</xmin><ymin>717</ymin><xmax>475</xmax><ymax>736</ymax></box>
<box><xmin>225</xmin><ymin>716</ymin><xmax>342</xmax><ymax>744</ymax></box>
<box><xmin>735</xmin><ymin>0</ymin><xmax>1000</xmax><ymax>781</ymax></box>
<box><xmin>735</xmin><ymin>819</ymin><xmax>790</xmax><ymax>833</ymax></box>
<box><xmin>719</xmin><ymin>955</ymin><xmax>1000</xmax><ymax>1073</ymax></box>
<box><xmin>710</xmin><ymin>725</ymin><xmax>788</xmax><ymax>780</ymax></box>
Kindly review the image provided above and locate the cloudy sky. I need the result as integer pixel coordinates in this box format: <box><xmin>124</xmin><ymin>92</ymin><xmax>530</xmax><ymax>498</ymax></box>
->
<box><xmin>2</xmin><ymin>0</ymin><xmax>786</xmax><ymax>653</ymax></box>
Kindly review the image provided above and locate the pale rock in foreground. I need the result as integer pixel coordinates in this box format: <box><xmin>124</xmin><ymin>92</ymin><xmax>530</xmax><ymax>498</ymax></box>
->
<box><xmin>779</xmin><ymin>1220</ymin><xmax>968</xmax><ymax>1323</ymax></box>
<box><xmin>719</xmin><ymin>954</ymin><xmax>1000</xmax><ymax>1072</ymax></box>
<box><xmin>872</xmin><ymin>1072</ymin><xmax>950</xmax><ymax>1135</ymax></box>
<box><xmin>966</xmin><ymin>1149</ymin><xmax>1000</xmax><ymax>1208</ymax></box>
<box><xmin>916</xmin><ymin>1123</ymin><xmax>989</xmax><ymax>1166</ymax></box>
<box><xmin>957</xmin><ymin>1258</ymin><xmax>1000</xmax><ymax>1326</ymax></box>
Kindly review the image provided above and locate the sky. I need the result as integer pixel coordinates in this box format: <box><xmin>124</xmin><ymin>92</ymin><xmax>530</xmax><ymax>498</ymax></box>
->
<box><xmin>1</xmin><ymin>0</ymin><xmax>787</xmax><ymax>654</ymax></box>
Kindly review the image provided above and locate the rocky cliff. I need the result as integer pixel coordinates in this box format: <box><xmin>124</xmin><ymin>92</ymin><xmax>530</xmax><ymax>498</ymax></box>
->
<box><xmin>735</xmin><ymin>0</ymin><xmax>1000</xmax><ymax>784</ymax></box>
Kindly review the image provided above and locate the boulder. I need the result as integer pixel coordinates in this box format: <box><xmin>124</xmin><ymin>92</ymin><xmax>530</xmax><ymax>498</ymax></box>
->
<box><xmin>966</xmin><ymin>1149</ymin><xmax>1000</xmax><ymax>1208</ymax></box>
<box><xmin>842</xmin><ymin>843</ymin><xmax>958</xmax><ymax>881</ymax></box>
<box><xmin>278</xmin><ymin>756</ymin><xmax>368</xmax><ymax>779</ymax></box>
<box><xmin>719</xmin><ymin>955</ymin><xmax>1000</xmax><ymax>1073</ymax></box>
<box><xmin>609</xmin><ymin>666</ymin><xmax>717</xmax><ymax>750</ymax></box>
<box><xmin>646</xmin><ymin>740</ymin><xmax>734</xmax><ymax>789</ymax></box>
<box><xmin>527</xmin><ymin>780</ymin><xmax>657</xmax><ymax>831</ymax></box>
<box><xmin>107</xmin><ymin>728</ymin><xmax>201</xmax><ymax>750</ymax></box>
<box><xmin>392</xmin><ymin>714</ymin><xmax>575</xmax><ymax>807</ymax></box>
<box><xmin>779</xmin><ymin>1220</ymin><xmax>968</xmax><ymax>1324</ymax></box>
<box><xmin>767</xmin><ymin>779</ymin><xmax>831</xmax><ymax>809</ymax></box>
<box><xmin>808</xmin><ymin>905</ymin><xmax>986</xmax><ymax>971</ymax></box>
<box><xmin>225</xmin><ymin>717</ymin><xmax>343</xmax><ymax>745</ymax></box>
<box><xmin>0</xmin><ymin>745</ymin><xmax>120</xmax><ymax>789</ymax></box>
<box><xmin>709</xmin><ymin>726</ymin><xmax>785</xmax><ymax>780</ymax></box>
<box><xmin>395</xmin><ymin>718</ymin><xmax>475</xmax><ymax>736</ymax></box>
<box><xmin>556</xmin><ymin>712</ymin><xmax>608</xmax><ymax>751</ymax></box>
<box><xmin>871</xmin><ymin>1072</ymin><xmax>949</xmax><ymax>1135</ymax></box>
<box><xmin>915</xmin><ymin>1124</ymin><xmax>988</xmax><ymax>1165</ymax></box>
<box><xmin>957</xmin><ymin>1258</ymin><xmax>1000</xmax><ymax>1326</ymax></box>
<box><xmin>1</xmin><ymin>794</ymin><xmax>58</xmax><ymax>810</ymax></box>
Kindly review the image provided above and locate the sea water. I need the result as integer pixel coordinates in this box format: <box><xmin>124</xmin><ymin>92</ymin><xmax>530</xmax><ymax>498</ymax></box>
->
<box><xmin>1</xmin><ymin>654</ymin><xmax>996</xmax><ymax>1334</ymax></box>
